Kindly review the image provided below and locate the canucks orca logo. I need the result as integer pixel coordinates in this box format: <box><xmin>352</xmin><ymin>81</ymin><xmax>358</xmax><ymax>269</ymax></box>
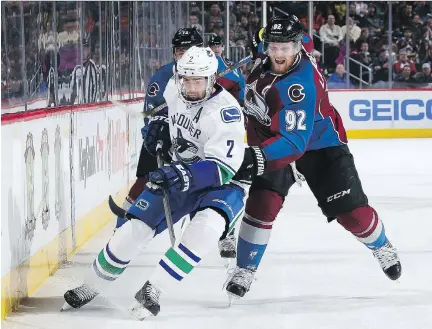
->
<box><xmin>173</xmin><ymin>129</ymin><xmax>200</xmax><ymax>164</ymax></box>
<box><xmin>244</xmin><ymin>80</ymin><xmax>271</xmax><ymax>126</ymax></box>
<box><xmin>147</xmin><ymin>82</ymin><xmax>160</xmax><ymax>97</ymax></box>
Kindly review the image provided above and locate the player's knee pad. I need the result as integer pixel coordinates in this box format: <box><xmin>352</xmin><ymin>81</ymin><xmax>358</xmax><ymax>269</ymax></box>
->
<box><xmin>127</xmin><ymin>177</ymin><xmax>148</xmax><ymax>203</ymax></box>
<box><xmin>336</xmin><ymin>206</ymin><xmax>380</xmax><ymax>236</ymax></box>
<box><xmin>181</xmin><ymin>208</ymin><xmax>226</xmax><ymax>254</ymax></box>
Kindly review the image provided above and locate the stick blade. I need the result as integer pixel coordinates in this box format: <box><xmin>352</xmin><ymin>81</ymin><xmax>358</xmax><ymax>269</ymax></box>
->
<box><xmin>108</xmin><ymin>195</ymin><xmax>126</xmax><ymax>218</ymax></box>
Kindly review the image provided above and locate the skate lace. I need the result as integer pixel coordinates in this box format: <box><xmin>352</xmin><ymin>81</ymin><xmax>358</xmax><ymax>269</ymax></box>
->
<box><xmin>219</xmin><ymin>234</ymin><xmax>236</xmax><ymax>251</ymax></box>
<box><xmin>145</xmin><ymin>282</ymin><xmax>161</xmax><ymax>303</ymax></box>
<box><xmin>223</xmin><ymin>267</ymin><xmax>256</xmax><ymax>290</ymax></box>
<box><xmin>75</xmin><ymin>284</ymin><xmax>98</xmax><ymax>301</ymax></box>
<box><xmin>372</xmin><ymin>242</ymin><xmax>399</xmax><ymax>270</ymax></box>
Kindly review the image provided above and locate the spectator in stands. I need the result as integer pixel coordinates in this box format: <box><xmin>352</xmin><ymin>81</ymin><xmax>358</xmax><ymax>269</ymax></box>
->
<box><xmin>190</xmin><ymin>2</ymin><xmax>202</xmax><ymax>18</ymax></box>
<box><xmin>205</xmin><ymin>3</ymin><xmax>224</xmax><ymax>32</ymax></box>
<box><xmin>411</xmin><ymin>15</ymin><xmax>424</xmax><ymax>40</ymax></box>
<box><xmin>319</xmin><ymin>15</ymin><xmax>343</xmax><ymax>70</ymax></box>
<box><xmin>350</xmin><ymin>42</ymin><xmax>373</xmax><ymax>81</ymax></box>
<box><xmin>357</xmin><ymin>42</ymin><xmax>373</xmax><ymax>66</ymax></box>
<box><xmin>354</xmin><ymin>27</ymin><xmax>373</xmax><ymax>52</ymax></box>
<box><xmin>327</xmin><ymin>63</ymin><xmax>354</xmax><ymax>89</ymax></box>
<box><xmin>334</xmin><ymin>3</ymin><xmax>347</xmax><ymax>25</ymax></box>
<box><xmin>397</xmin><ymin>29</ymin><xmax>418</xmax><ymax>52</ymax></box>
<box><xmin>342</xmin><ymin>16</ymin><xmax>362</xmax><ymax>43</ymax></box>
<box><xmin>394</xmin><ymin>48</ymin><xmax>417</xmax><ymax>74</ymax></box>
<box><xmin>346</xmin><ymin>3</ymin><xmax>366</xmax><ymax>28</ymax></box>
<box><xmin>313</xmin><ymin>3</ymin><xmax>326</xmax><ymax>32</ymax></box>
<box><xmin>373</xmin><ymin>49</ymin><xmax>391</xmax><ymax>87</ymax></box>
<box><xmin>212</xmin><ymin>23</ymin><xmax>225</xmax><ymax>39</ymax></box>
<box><xmin>355</xmin><ymin>1</ymin><xmax>369</xmax><ymax>18</ymax></box>
<box><xmin>413</xmin><ymin>1</ymin><xmax>431</xmax><ymax>21</ymax></box>
<box><xmin>235</xmin><ymin>15</ymin><xmax>250</xmax><ymax>43</ymax></box>
<box><xmin>394</xmin><ymin>64</ymin><xmax>417</xmax><ymax>87</ymax></box>
<box><xmin>414</xmin><ymin>62</ymin><xmax>432</xmax><ymax>83</ymax></box>
<box><xmin>365</xmin><ymin>5</ymin><xmax>384</xmax><ymax>37</ymax></box>
<box><xmin>351</xmin><ymin>41</ymin><xmax>373</xmax><ymax>84</ymax></box>
<box><xmin>189</xmin><ymin>14</ymin><xmax>203</xmax><ymax>34</ymax></box>
<box><xmin>237</xmin><ymin>2</ymin><xmax>252</xmax><ymax>21</ymax></box>
<box><xmin>424</xmin><ymin>18</ymin><xmax>432</xmax><ymax>40</ymax></box>
<box><xmin>399</xmin><ymin>3</ymin><xmax>415</xmax><ymax>29</ymax></box>
<box><xmin>418</xmin><ymin>39</ymin><xmax>432</xmax><ymax>64</ymax></box>
<box><xmin>248</xmin><ymin>13</ymin><xmax>261</xmax><ymax>35</ymax></box>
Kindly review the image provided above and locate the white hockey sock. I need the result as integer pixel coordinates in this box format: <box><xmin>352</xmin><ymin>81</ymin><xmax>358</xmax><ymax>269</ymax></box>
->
<box><xmin>149</xmin><ymin>208</ymin><xmax>226</xmax><ymax>293</ymax></box>
<box><xmin>86</xmin><ymin>218</ymin><xmax>155</xmax><ymax>291</ymax></box>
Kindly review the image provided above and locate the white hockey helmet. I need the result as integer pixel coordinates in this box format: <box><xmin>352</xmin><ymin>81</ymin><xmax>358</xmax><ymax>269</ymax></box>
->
<box><xmin>176</xmin><ymin>46</ymin><xmax>218</xmax><ymax>106</ymax></box>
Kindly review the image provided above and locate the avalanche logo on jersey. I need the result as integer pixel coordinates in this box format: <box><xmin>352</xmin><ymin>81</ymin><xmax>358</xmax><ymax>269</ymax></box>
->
<box><xmin>148</xmin><ymin>82</ymin><xmax>160</xmax><ymax>97</ymax></box>
<box><xmin>221</xmin><ymin>107</ymin><xmax>241</xmax><ymax>123</ymax></box>
<box><xmin>173</xmin><ymin>129</ymin><xmax>200</xmax><ymax>164</ymax></box>
<box><xmin>244</xmin><ymin>79</ymin><xmax>271</xmax><ymax>126</ymax></box>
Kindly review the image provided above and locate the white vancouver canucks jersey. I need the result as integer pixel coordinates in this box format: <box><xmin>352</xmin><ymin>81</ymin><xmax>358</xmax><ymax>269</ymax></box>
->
<box><xmin>163</xmin><ymin>78</ymin><xmax>245</xmax><ymax>184</ymax></box>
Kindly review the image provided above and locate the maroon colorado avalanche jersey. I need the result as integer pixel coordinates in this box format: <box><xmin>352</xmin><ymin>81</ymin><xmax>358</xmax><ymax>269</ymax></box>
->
<box><xmin>244</xmin><ymin>49</ymin><xmax>348</xmax><ymax>172</ymax></box>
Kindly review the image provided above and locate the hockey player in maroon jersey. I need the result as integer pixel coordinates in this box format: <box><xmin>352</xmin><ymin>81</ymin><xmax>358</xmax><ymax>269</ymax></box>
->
<box><xmin>226</xmin><ymin>15</ymin><xmax>402</xmax><ymax>299</ymax></box>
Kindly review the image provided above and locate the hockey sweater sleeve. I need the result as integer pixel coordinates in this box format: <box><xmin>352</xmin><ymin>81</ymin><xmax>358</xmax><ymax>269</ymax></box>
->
<box><xmin>260</xmin><ymin>76</ymin><xmax>317</xmax><ymax>172</ymax></box>
<box><xmin>142</xmin><ymin>65</ymin><xmax>173</xmax><ymax>136</ymax></box>
<box><xmin>186</xmin><ymin>106</ymin><xmax>246</xmax><ymax>191</ymax></box>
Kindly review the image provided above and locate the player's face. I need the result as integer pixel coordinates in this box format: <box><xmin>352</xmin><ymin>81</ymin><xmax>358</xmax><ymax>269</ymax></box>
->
<box><xmin>181</xmin><ymin>76</ymin><xmax>207</xmax><ymax>100</ymax></box>
<box><xmin>174</xmin><ymin>47</ymin><xmax>190</xmax><ymax>61</ymax></box>
<box><xmin>210</xmin><ymin>45</ymin><xmax>224</xmax><ymax>56</ymax></box>
<box><xmin>267</xmin><ymin>42</ymin><xmax>300</xmax><ymax>74</ymax></box>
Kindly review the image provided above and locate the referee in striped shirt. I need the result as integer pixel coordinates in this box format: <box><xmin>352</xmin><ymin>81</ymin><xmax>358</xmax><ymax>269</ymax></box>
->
<box><xmin>70</xmin><ymin>40</ymin><xmax>98</xmax><ymax>104</ymax></box>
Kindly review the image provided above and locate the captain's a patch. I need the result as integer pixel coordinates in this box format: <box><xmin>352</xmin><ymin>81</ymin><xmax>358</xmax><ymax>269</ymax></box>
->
<box><xmin>221</xmin><ymin>107</ymin><xmax>241</xmax><ymax>123</ymax></box>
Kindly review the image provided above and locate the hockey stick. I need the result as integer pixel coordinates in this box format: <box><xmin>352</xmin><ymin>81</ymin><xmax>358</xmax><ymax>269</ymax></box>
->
<box><xmin>111</xmin><ymin>55</ymin><xmax>252</xmax><ymax>118</ymax></box>
<box><xmin>155</xmin><ymin>141</ymin><xmax>176</xmax><ymax>247</ymax></box>
<box><xmin>107</xmin><ymin>143</ymin><xmax>176</xmax><ymax>247</ymax></box>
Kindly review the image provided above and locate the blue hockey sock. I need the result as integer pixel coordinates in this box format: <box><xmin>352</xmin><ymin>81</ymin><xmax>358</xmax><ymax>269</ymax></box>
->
<box><xmin>236</xmin><ymin>213</ymin><xmax>273</xmax><ymax>271</ymax></box>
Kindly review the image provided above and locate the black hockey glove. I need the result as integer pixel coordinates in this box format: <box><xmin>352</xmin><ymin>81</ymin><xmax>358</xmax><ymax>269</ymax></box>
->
<box><xmin>148</xmin><ymin>162</ymin><xmax>192</xmax><ymax>194</ymax></box>
<box><xmin>144</xmin><ymin>114</ymin><xmax>172</xmax><ymax>161</ymax></box>
<box><xmin>232</xmin><ymin>146</ymin><xmax>266</xmax><ymax>184</ymax></box>
<box><xmin>250</xmin><ymin>27</ymin><xmax>265</xmax><ymax>59</ymax></box>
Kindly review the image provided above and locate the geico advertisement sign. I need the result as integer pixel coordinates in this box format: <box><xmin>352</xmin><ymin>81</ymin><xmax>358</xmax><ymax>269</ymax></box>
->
<box><xmin>349</xmin><ymin>99</ymin><xmax>432</xmax><ymax>121</ymax></box>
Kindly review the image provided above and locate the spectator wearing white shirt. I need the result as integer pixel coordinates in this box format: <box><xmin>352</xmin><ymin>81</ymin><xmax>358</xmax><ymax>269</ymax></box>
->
<box><xmin>342</xmin><ymin>17</ymin><xmax>362</xmax><ymax>43</ymax></box>
<box><xmin>319</xmin><ymin>15</ymin><xmax>343</xmax><ymax>70</ymax></box>
<box><xmin>355</xmin><ymin>1</ymin><xmax>368</xmax><ymax>17</ymax></box>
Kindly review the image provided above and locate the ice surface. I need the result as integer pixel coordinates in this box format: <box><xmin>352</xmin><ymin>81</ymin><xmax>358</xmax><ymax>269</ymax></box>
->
<box><xmin>3</xmin><ymin>139</ymin><xmax>432</xmax><ymax>329</ymax></box>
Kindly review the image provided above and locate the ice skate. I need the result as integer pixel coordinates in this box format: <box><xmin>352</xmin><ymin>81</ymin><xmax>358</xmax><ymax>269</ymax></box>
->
<box><xmin>219</xmin><ymin>230</ymin><xmax>237</xmax><ymax>258</ymax></box>
<box><xmin>224</xmin><ymin>266</ymin><xmax>255</xmax><ymax>303</ymax></box>
<box><xmin>61</xmin><ymin>283</ymin><xmax>99</xmax><ymax>311</ymax></box>
<box><xmin>129</xmin><ymin>281</ymin><xmax>161</xmax><ymax>320</ymax></box>
<box><xmin>219</xmin><ymin>230</ymin><xmax>237</xmax><ymax>269</ymax></box>
<box><xmin>372</xmin><ymin>241</ymin><xmax>402</xmax><ymax>280</ymax></box>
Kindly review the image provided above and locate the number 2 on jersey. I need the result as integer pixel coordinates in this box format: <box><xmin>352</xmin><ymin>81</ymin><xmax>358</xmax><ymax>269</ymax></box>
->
<box><xmin>226</xmin><ymin>140</ymin><xmax>234</xmax><ymax>158</ymax></box>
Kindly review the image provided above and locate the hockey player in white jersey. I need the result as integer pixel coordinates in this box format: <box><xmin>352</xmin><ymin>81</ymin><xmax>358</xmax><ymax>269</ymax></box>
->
<box><xmin>62</xmin><ymin>46</ymin><xmax>246</xmax><ymax>320</ymax></box>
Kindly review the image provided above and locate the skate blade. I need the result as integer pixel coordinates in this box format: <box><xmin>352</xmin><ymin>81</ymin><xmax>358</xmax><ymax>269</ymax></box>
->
<box><xmin>60</xmin><ymin>302</ymin><xmax>72</xmax><ymax>312</ymax></box>
<box><xmin>129</xmin><ymin>300</ymin><xmax>153</xmax><ymax>321</ymax></box>
<box><xmin>226</xmin><ymin>292</ymin><xmax>240</xmax><ymax>307</ymax></box>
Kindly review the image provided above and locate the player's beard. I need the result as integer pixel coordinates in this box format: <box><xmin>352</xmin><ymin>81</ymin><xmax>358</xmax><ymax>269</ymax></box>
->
<box><xmin>270</xmin><ymin>56</ymin><xmax>296</xmax><ymax>74</ymax></box>
<box><xmin>184</xmin><ymin>89</ymin><xmax>206</xmax><ymax>101</ymax></box>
